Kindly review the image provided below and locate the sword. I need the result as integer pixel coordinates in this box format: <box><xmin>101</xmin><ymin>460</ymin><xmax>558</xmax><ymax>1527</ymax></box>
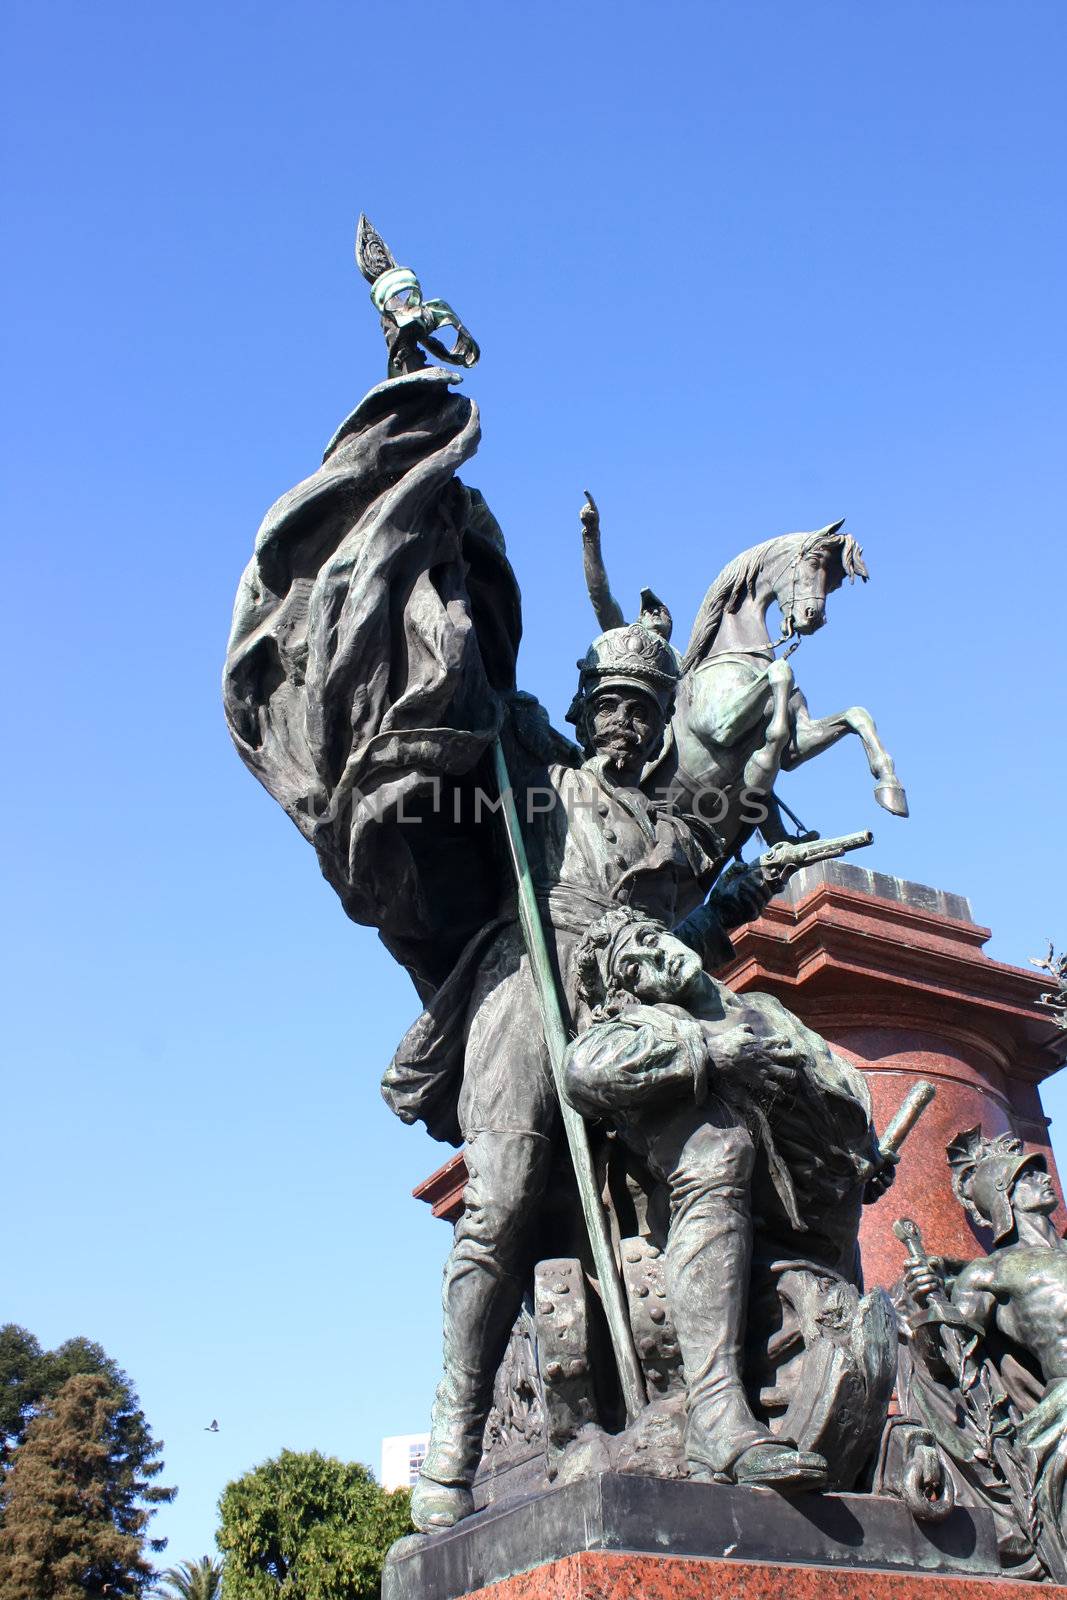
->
<box><xmin>893</xmin><ymin>1216</ymin><xmax>1067</xmax><ymax>1582</ymax></box>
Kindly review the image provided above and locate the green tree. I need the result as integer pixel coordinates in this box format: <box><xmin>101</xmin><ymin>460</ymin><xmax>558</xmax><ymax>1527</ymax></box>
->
<box><xmin>0</xmin><ymin>1324</ymin><xmax>167</xmax><ymax>1497</ymax></box>
<box><xmin>0</xmin><ymin>1325</ymin><xmax>47</xmax><ymax>1465</ymax></box>
<box><xmin>154</xmin><ymin>1556</ymin><xmax>224</xmax><ymax>1600</ymax></box>
<box><xmin>0</xmin><ymin>1372</ymin><xmax>170</xmax><ymax>1600</ymax></box>
<box><xmin>0</xmin><ymin>1324</ymin><xmax>175</xmax><ymax>1600</ymax></box>
<box><xmin>217</xmin><ymin>1451</ymin><xmax>412</xmax><ymax>1600</ymax></box>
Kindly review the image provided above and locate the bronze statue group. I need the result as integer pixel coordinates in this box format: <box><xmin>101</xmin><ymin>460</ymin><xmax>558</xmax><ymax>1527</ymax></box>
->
<box><xmin>223</xmin><ymin>221</ymin><xmax>1067</xmax><ymax>1584</ymax></box>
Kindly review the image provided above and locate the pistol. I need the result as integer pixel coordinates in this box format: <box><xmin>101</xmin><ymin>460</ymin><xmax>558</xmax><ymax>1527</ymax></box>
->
<box><xmin>758</xmin><ymin>829</ymin><xmax>874</xmax><ymax>888</ymax></box>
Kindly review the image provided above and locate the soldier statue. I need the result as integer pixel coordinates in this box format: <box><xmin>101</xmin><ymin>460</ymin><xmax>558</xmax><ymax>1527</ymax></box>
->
<box><xmin>222</xmin><ymin>218</ymin><xmax>925</xmax><ymax>1547</ymax></box>
<box><xmin>901</xmin><ymin>1130</ymin><xmax>1067</xmax><ymax>1574</ymax></box>
<box><xmin>386</xmin><ymin>626</ymin><xmax>813</xmax><ymax>1529</ymax></box>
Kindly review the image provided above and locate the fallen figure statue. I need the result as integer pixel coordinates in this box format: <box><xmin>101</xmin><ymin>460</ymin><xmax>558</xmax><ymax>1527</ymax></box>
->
<box><xmin>561</xmin><ymin>903</ymin><xmax>903</xmax><ymax>1490</ymax></box>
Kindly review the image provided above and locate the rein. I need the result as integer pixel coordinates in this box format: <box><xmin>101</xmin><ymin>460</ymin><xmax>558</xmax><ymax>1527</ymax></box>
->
<box><xmin>691</xmin><ymin>636</ymin><xmax>800</xmax><ymax>674</ymax></box>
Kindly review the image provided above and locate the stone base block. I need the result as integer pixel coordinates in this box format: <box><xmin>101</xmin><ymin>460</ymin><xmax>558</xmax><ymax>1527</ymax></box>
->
<box><xmin>382</xmin><ymin>1473</ymin><xmax>1012</xmax><ymax>1600</ymax></box>
<box><xmin>453</xmin><ymin>1552</ymin><xmax>1060</xmax><ymax>1599</ymax></box>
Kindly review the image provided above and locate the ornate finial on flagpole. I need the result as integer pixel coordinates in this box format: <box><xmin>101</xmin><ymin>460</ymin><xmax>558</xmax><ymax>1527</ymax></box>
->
<box><xmin>355</xmin><ymin>214</ymin><xmax>480</xmax><ymax>378</ymax></box>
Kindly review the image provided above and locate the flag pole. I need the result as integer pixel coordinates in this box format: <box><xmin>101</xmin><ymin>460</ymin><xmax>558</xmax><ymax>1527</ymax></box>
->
<box><xmin>492</xmin><ymin>740</ymin><xmax>647</xmax><ymax>1422</ymax></box>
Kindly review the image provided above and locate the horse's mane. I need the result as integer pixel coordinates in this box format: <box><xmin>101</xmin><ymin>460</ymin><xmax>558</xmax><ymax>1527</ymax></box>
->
<box><xmin>681</xmin><ymin>527</ymin><xmax>866</xmax><ymax>672</ymax></box>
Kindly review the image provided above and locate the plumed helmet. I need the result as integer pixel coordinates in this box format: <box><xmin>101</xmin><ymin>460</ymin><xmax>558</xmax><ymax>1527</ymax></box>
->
<box><xmin>565</xmin><ymin>624</ymin><xmax>679</xmax><ymax>732</ymax></box>
<box><xmin>946</xmin><ymin>1125</ymin><xmax>1047</xmax><ymax>1244</ymax></box>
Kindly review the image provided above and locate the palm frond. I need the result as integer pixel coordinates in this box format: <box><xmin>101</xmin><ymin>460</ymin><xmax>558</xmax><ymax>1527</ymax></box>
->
<box><xmin>153</xmin><ymin>1554</ymin><xmax>223</xmax><ymax>1600</ymax></box>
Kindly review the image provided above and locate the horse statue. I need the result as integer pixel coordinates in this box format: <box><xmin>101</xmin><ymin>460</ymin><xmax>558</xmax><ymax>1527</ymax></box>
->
<box><xmin>579</xmin><ymin>495</ymin><xmax>908</xmax><ymax>851</ymax></box>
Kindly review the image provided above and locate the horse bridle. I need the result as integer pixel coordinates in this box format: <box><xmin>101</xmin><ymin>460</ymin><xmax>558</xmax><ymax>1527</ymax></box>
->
<box><xmin>718</xmin><ymin>536</ymin><xmax>820</xmax><ymax>662</ymax></box>
<box><xmin>774</xmin><ymin>531</ymin><xmax>825</xmax><ymax>645</ymax></box>
<box><xmin>688</xmin><ymin>534</ymin><xmax>822</xmax><ymax>674</ymax></box>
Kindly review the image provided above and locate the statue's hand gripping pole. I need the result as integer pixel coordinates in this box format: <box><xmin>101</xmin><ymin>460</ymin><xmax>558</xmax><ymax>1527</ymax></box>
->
<box><xmin>492</xmin><ymin>741</ymin><xmax>647</xmax><ymax>1423</ymax></box>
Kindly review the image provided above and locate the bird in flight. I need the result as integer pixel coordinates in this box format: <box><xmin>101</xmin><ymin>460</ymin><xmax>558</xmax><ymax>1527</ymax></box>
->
<box><xmin>205</xmin><ymin>1419</ymin><xmax>219</xmax><ymax>1432</ymax></box>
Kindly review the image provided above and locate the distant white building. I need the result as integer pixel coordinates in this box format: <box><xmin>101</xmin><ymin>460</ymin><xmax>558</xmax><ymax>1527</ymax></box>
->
<box><xmin>380</xmin><ymin>1432</ymin><xmax>429</xmax><ymax>1491</ymax></box>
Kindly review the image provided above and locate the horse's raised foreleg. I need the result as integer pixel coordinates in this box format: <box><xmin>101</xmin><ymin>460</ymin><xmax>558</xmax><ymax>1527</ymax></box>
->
<box><xmin>783</xmin><ymin>693</ymin><xmax>909</xmax><ymax>816</ymax></box>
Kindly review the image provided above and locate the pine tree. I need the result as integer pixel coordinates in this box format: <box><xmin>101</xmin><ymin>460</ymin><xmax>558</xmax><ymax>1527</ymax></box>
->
<box><xmin>0</xmin><ymin>1327</ymin><xmax>45</xmax><ymax>1469</ymax></box>
<box><xmin>0</xmin><ymin>1327</ymin><xmax>154</xmax><ymax>1464</ymax></box>
<box><xmin>0</xmin><ymin>1372</ymin><xmax>172</xmax><ymax>1600</ymax></box>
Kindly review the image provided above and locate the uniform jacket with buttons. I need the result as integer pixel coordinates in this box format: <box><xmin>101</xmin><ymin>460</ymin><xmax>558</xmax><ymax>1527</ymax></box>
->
<box><xmin>382</xmin><ymin>760</ymin><xmax>726</xmax><ymax>1143</ymax></box>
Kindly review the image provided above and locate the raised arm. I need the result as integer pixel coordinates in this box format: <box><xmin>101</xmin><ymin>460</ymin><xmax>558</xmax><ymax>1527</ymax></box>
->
<box><xmin>580</xmin><ymin>491</ymin><xmax>626</xmax><ymax>632</ymax></box>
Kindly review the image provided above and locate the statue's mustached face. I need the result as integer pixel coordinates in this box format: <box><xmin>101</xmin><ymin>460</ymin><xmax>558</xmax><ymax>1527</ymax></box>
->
<box><xmin>588</xmin><ymin>690</ymin><xmax>663</xmax><ymax>771</ymax></box>
<box><xmin>612</xmin><ymin>925</ymin><xmax>702</xmax><ymax>1004</ymax></box>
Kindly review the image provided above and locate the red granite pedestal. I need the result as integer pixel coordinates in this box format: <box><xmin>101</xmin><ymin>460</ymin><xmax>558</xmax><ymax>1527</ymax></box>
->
<box><xmin>458</xmin><ymin>1552</ymin><xmax>1060</xmax><ymax>1599</ymax></box>
<box><xmin>719</xmin><ymin>862</ymin><xmax>1067</xmax><ymax>1285</ymax></box>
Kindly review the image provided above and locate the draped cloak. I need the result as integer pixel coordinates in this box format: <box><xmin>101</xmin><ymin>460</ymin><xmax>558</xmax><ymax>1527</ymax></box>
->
<box><xmin>223</xmin><ymin>366</ymin><xmax>575</xmax><ymax>1022</ymax></box>
<box><xmin>224</xmin><ymin>367</ymin><xmax>730</xmax><ymax>1148</ymax></box>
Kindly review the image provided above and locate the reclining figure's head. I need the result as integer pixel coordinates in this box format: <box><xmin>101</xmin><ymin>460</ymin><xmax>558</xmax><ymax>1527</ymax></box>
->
<box><xmin>574</xmin><ymin>907</ymin><xmax>703</xmax><ymax>1018</ymax></box>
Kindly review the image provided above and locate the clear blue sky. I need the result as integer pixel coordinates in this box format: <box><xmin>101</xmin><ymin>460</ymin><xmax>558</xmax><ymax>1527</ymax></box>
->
<box><xmin>4</xmin><ymin>0</ymin><xmax>1065</xmax><ymax>1566</ymax></box>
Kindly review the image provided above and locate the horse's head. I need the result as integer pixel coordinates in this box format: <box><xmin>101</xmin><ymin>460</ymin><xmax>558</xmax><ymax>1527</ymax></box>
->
<box><xmin>769</xmin><ymin>520</ymin><xmax>868</xmax><ymax>638</ymax></box>
<box><xmin>682</xmin><ymin>520</ymin><xmax>871</xmax><ymax>672</ymax></box>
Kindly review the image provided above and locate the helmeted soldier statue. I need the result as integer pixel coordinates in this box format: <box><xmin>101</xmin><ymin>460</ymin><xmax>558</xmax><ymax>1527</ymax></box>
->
<box><xmin>223</xmin><ymin>223</ymin><xmax>927</xmax><ymax>1555</ymax></box>
<box><xmin>390</xmin><ymin>623</ymin><xmax>785</xmax><ymax>1531</ymax></box>
<box><xmin>902</xmin><ymin>1129</ymin><xmax>1067</xmax><ymax>1568</ymax></box>
<box><xmin>909</xmin><ymin>1128</ymin><xmax>1066</xmax><ymax>1380</ymax></box>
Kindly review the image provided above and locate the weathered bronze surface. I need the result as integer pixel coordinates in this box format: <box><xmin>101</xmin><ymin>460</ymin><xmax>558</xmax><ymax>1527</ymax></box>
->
<box><xmin>580</xmin><ymin>492</ymin><xmax>909</xmax><ymax>851</ymax></box>
<box><xmin>1033</xmin><ymin>943</ymin><xmax>1067</xmax><ymax>1031</ymax></box>
<box><xmin>223</xmin><ymin>220</ymin><xmax>1060</xmax><ymax>1579</ymax></box>
<box><xmin>356</xmin><ymin>214</ymin><xmax>480</xmax><ymax>377</ymax></box>
<box><xmin>563</xmin><ymin>907</ymin><xmax>897</xmax><ymax>1488</ymax></box>
<box><xmin>897</xmin><ymin>1131</ymin><xmax>1067</xmax><ymax>1581</ymax></box>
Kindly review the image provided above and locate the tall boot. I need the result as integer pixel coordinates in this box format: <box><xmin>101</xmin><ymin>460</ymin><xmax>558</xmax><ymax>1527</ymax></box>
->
<box><xmin>412</xmin><ymin>1130</ymin><xmax>549</xmax><ymax>1531</ymax></box>
<box><xmin>417</xmin><ymin>1259</ymin><xmax>525</xmax><ymax>1490</ymax></box>
<box><xmin>663</xmin><ymin>1121</ymin><xmax>827</xmax><ymax>1488</ymax></box>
